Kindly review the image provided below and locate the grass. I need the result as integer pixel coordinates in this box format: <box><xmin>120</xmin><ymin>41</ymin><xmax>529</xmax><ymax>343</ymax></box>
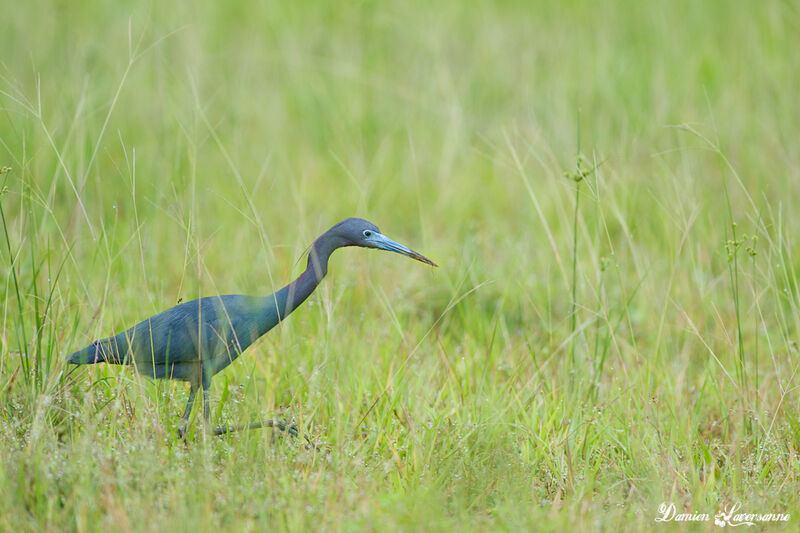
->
<box><xmin>2</xmin><ymin>0</ymin><xmax>800</xmax><ymax>530</ymax></box>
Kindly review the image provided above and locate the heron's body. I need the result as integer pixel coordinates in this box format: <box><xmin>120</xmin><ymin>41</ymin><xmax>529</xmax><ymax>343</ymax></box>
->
<box><xmin>68</xmin><ymin>275</ymin><xmax>317</xmax><ymax>382</ymax></box>
<box><xmin>70</xmin><ymin>294</ymin><xmax>278</xmax><ymax>381</ymax></box>
<box><xmin>67</xmin><ymin>218</ymin><xmax>435</xmax><ymax>437</ymax></box>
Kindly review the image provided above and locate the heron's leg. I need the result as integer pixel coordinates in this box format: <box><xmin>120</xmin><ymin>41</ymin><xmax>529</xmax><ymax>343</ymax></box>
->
<box><xmin>203</xmin><ymin>387</ymin><xmax>210</xmax><ymax>425</ymax></box>
<box><xmin>177</xmin><ymin>384</ymin><xmax>198</xmax><ymax>439</ymax></box>
<box><xmin>201</xmin><ymin>373</ymin><xmax>212</xmax><ymax>430</ymax></box>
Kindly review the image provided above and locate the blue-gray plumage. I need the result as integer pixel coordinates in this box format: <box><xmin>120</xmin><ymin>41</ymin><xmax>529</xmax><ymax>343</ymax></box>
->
<box><xmin>67</xmin><ymin>218</ymin><xmax>436</xmax><ymax>437</ymax></box>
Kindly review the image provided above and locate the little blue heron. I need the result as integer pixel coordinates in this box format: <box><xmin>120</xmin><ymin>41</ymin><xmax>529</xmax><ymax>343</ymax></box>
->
<box><xmin>67</xmin><ymin>218</ymin><xmax>436</xmax><ymax>438</ymax></box>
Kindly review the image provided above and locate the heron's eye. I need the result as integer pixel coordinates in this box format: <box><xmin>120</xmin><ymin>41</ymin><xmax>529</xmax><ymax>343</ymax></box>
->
<box><xmin>363</xmin><ymin>230</ymin><xmax>373</xmax><ymax>238</ymax></box>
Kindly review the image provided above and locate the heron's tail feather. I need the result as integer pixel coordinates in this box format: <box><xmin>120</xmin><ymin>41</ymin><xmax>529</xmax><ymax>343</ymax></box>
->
<box><xmin>66</xmin><ymin>338</ymin><xmax>123</xmax><ymax>365</ymax></box>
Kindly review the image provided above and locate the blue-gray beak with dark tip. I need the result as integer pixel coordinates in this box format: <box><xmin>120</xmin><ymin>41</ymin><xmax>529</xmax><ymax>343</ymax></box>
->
<box><xmin>364</xmin><ymin>231</ymin><xmax>438</xmax><ymax>267</ymax></box>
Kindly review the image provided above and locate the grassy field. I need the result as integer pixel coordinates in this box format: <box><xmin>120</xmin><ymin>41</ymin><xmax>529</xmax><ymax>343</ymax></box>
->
<box><xmin>2</xmin><ymin>1</ymin><xmax>799</xmax><ymax>530</ymax></box>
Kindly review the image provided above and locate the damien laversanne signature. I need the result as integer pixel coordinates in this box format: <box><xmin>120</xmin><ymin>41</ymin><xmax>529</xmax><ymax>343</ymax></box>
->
<box><xmin>654</xmin><ymin>502</ymin><xmax>789</xmax><ymax>527</ymax></box>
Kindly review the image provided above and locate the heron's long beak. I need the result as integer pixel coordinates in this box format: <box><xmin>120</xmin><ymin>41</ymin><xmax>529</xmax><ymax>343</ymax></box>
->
<box><xmin>368</xmin><ymin>233</ymin><xmax>438</xmax><ymax>267</ymax></box>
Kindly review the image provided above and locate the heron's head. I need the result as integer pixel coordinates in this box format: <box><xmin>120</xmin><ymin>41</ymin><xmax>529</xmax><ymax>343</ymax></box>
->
<box><xmin>331</xmin><ymin>217</ymin><xmax>437</xmax><ymax>267</ymax></box>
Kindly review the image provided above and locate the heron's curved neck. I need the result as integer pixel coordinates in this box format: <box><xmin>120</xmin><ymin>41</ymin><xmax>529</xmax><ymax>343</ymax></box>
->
<box><xmin>273</xmin><ymin>235</ymin><xmax>338</xmax><ymax>319</ymax></box>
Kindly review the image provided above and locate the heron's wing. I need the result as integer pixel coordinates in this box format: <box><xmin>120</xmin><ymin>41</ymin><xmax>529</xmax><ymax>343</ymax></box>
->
<box><xmin>122</xmin><ymin>295</ymin><xmax>266</xmax><ymax>366</ymax></box>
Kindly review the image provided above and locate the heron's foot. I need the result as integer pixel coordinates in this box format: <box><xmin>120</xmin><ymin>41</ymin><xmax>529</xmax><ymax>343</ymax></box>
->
<box><xmin>276</xmin><ymin>421</ymin><xmax>299</xmax><ymax>438</ymax></box>
<box><xmin>270</xmin><ymin>421</ymin><xmax>319</xmax><ymax>450</ymax></box>
<box><xmin>211</xmin><ymin>419</ymin><xmax>299</xmax><ymax>438</ymax></box>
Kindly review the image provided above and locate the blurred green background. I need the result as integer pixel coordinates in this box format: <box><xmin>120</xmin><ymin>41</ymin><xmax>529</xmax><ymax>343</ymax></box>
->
<box><xmin>1</xmin><ymin>1</ymin><xmax>799</xmax><ymax>531</ymax></box>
